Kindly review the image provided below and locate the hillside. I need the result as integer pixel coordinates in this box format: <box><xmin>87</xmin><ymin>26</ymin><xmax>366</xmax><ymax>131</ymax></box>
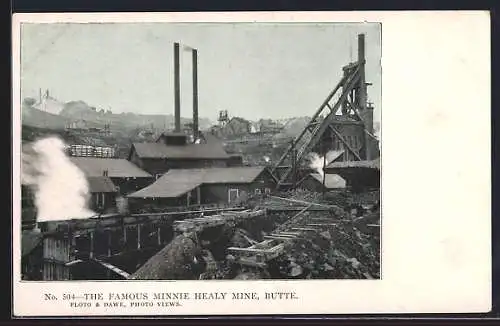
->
<box><xmin>59</xmin><ymin>100</ymin><xmax>212</xmax><ymax>131</ymax></box>
<box><xmin>22</xmin><ymin>105</ymin><xmax>69</xmax><ymax>130</ymax></box>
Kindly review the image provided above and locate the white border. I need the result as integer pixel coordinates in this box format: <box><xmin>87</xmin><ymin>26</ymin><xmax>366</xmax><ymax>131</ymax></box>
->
<box><xmin>12</xmin><ymin>11</ymin><xmax>491</xmax><ymax>316</ymax></box>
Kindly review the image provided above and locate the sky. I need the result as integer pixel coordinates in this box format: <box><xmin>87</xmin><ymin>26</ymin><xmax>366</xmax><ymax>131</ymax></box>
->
<box><xmin>20</xmin><ymin>23</ymin><xmax>381</xmax><ymax>122</ymax></box>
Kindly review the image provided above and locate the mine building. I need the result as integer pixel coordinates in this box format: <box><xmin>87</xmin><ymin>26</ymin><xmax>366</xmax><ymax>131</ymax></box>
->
<box><xmin>324</xmin><ymin>158</ymin><xmax>380</xmax><ymax>192</ymax></box>
<box><xmin>128</xmin><ymin>132</ymin><xmax>237</xmax><ymax>177</ymax></box>
<box><xmin>21</xmin><ymin>229</ymin><xmax>71</xmax><ymax>281</ymax></box>
<box><xmin>213</xmin><ymin>116</ymin><xmax>253</xmax><ymax>138</ymax></box>
<box><xmin>86</xmin><ymin>176</ymin><xmax>118</xmax><ymax>213</ymax></box>
<box><xmin>70</xmin><ymin>157</ymin><xmax>153</xmax><ymax>196</ymax></box>
<box><xmin>21</xmin><ymin>184</ymin><xmax>37</xmax><ymax>230</ymax></box>
<box><xmin>298</xmin><ymin>173</ymin><xmax>346</xmax><ymax>193</ymax></box>
<box><xmin>126</xmin><ymin>166</ymin><xmax>277</xmax><ymax>212</ymax></box>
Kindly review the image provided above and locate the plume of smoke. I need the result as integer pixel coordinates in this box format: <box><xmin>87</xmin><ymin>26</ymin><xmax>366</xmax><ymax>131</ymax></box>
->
<box><xmin>22</xmin><ymin>136</ymin><xmax>95</xmax><ymax>222</ymax></box>
<box><xmin>307</xmin><ymin>150</ymin><xmax>344</xmax><ymax>178</ymax></box>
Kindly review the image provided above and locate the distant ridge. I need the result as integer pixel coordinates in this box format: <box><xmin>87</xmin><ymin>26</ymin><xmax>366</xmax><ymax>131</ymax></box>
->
<box><xmin>21</xmin><ymin>95</ymin><xmax>213</xmax><ymax>131</ymax></box>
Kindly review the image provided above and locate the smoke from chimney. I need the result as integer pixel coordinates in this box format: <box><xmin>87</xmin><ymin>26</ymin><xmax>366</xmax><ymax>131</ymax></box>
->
<box><xmin>308</xmin><ymin>150</ymin><xmax>344</xmax><ymax>178</ymax></box>
<box><xmin>22</xmin><ymin>136</ymin><xmax>95</xmax><ymax>222</ymax></box>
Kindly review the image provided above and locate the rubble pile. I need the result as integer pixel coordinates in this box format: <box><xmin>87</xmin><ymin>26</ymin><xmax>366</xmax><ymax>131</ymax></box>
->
<box><xmin>130</xmin><ymin>188</ymin><xmax>380</xmax><ymax>280</ymax></box>
<box><xmin>267</xmin><ymin>209</ymin><xmax>380</xmax><ymax>279</ymax></box>
<box><xmin>261</xmin><ymin>189</ymin><xmax>380</xmax><ymax>279</ymax></box>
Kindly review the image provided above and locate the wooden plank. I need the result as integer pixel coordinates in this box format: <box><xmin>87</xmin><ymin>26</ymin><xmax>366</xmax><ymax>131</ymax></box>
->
<box><xmin>291</xmin><ymin>227</ymin><xmax>319</xmax><ymax>232</ymax></box>
<box><xmin>264</xmin><ymin>235</ymin><xmax>298</xmax><ymax>241</ymax></box>
<box><xmin>268</xmin><ymin>196</ymin><xmax>341</xmax><ymax>210</ymax></box>
<box><xmin>306</xmin><ymin>223</ymin><xmax>338</xmax><ymax>227</ymax></box>
<box><xmin>269</xmin><ymin>233</ymin><xmax>296</xmax><ymax>238</ymax></box>
<box><xmin>228</xmin><ymin>247</ymin><xmax>274</xmax><ymax>254</ymax></box>
<box><xmin>251</xmin><ymin>240</ymin><xmax>275</xmax><ymax>249</ymax></box>
<box><xmin>92</xmin><ymin>259</ymin><xmax>130</xmax><ymax>279</ymax></box>
<box><xmin>278</xmin><ymin>231</ymin><xmax>301</xmax><ymax>236</ymax></box>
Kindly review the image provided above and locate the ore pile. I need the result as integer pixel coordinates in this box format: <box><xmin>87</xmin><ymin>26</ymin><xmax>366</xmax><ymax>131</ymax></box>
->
<box><xmin>279</xmin><ymin>216</ymin><xmax>379</xmax><ymax>279</ymax></box>
<box><xmin>263</xmin><ymin>190</ymin><xmax>380</xmax><ymax>279</ymax></box>
<box><xmin>129</xmin><ymin>233</ymin><xmax>202</xmax><ymax>280</ymax></box>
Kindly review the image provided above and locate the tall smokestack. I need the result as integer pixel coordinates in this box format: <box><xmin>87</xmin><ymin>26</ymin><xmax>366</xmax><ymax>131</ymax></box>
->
<box><xmin>192</xmin><ymin>48</ymin><xmax>199</xmax><ymax>139</ymax></box>
<box><xmin>174</xmin><ymin>42</ymin><xmax>181</xmax><ymax>132</ymax></box>
<box><xmin>357</xmin><ymin>34</ymin><xmax>367</xmax><ymax>111</ymax></box>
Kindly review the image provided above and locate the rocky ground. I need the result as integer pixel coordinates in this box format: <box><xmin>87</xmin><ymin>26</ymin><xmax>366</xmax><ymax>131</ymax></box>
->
<box><xmin>130</xmin><ymin>188</ymin><xmax>380</xmax><ymax>280</ymax></box>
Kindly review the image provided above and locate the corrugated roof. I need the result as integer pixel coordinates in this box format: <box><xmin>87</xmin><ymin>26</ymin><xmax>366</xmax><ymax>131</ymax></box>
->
<box><xmin>309</xmin><ymin>173</ymin><xmax>346</xmax><ymax>189</ymax></box>
<box><xmin>131</xmin><ymin>141</ymin><xmax>230</xmax><ymax>160</ymax></box>
<box><xmin>87</xmin><ymin>176</ymin><xmax>117</xmax><ymax>193</ymax></box>
<box><xmin>128</xmin><ymin>172</ymin><xmax>201</xmax><ymax>198</ymax></box>
<box><xmin>195</xmin><ymin>166</ymin><xmax>266</xmax><ymax>184</ymax></box>
<box><xmin>325</xmin><ymin>158</ymin><xmax>380</xmax><ymax>170</ymax></box>
<box><xmin>70</xmin><ymin>157</ymin><xmax>151</xmax><ymax>178</ymax></box>
<box><xmin>127</xmin><ymin>167</ymin><xmax>267</xmax><ymax>199</ymax></box>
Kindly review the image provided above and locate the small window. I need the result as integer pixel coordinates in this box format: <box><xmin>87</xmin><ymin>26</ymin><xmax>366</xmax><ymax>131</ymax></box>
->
<box><xmin>265</xmin><ymin>188</ymin><xmax>271</xmax><ymax>194</ymax></box>
<box><xmin>228</xmin><ymin>189</ymin><xmax>240</xmax><ymax>203</ymax></box>
<box><xmin>255</xmin><ymin>189</ymin><xmax>262</xmax><ymax>195</ymax></box>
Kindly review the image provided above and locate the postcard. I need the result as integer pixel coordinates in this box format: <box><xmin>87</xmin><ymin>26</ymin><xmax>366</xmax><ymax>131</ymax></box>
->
<box><xmin>12</xmin><ymin>11</ymin><xmax>491</xmax><ymax>317</ymax></box>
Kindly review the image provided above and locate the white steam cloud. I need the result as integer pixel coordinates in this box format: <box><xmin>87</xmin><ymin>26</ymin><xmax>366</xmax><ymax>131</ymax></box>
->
<box><xmin>22</xmin><ymin>136</ymin><xmax>95</xmax><ymax>222</ymax></box>
<box><xmin>308</xmin><ymin>150</ymin><xmax>344</xmax><ymax>178</ymax></box>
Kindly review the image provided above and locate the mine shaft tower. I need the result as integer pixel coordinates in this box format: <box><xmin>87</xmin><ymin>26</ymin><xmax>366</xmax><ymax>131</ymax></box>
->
<box><xmin>271</xmin><ymin>33</ymin><xmax>379</xmax><ymax>190</ymax></box>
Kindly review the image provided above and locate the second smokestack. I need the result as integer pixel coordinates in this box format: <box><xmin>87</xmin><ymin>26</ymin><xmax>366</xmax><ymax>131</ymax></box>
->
<box><xmin>192</xmin><ymin>48</ymin><xmax>199</xmax><ymax>139</ymax></box>
<box><xmin>174</xmin><ymin>42</ymin><xmax>181</xmax><ymax>132</ymax></box>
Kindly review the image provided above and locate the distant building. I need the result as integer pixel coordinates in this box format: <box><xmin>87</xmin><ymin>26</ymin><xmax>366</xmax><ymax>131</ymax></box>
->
<box><xmin>224</xmin><ymin>117</ymin><xmax>252</xmax><ymax>137</ymax></box>
<box><xmin>126</xmin><ymin>166</ymin><xmax>277</xmax><ymax>212</ymax></box>
<box><xmin>65</xmin><ymin>119</ymin><xmax>89</xmax><ymax>131</ymax></box>
<box><xmin>257</xmin><ymin>119</ymin><xmax>284</xmax><ymax>134</ymax></box>
<box><xmin>128</xmin><ymin>132</ymin><xmax>234</xmax><ymax>177</ymax></box>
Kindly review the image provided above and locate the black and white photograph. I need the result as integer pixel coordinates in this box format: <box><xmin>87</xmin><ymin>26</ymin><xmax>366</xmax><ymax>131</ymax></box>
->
<box><xmin>19</xmin><ymin>21</ymin><xmax>381</xmax><ymax>282</ymax></box>
<box><xmin>12</xmin><ymin>11</ymin><xmax>492</xmax><ymax>317</ymax></box>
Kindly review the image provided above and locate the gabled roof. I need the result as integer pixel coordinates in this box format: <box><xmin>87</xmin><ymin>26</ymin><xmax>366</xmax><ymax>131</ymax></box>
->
<box><xmin>87</xmin><ymin>176</ymin><xmax>117</xmax><ymax>193</ymax></box>
<box><xmin>130</xmin><ymin>142</ymin><xmax>230</xmax><ymax>160</ymax></box>
<box><xmin>127</xmin><ymin>167</ymin><xmax>269</xmax><ymax>199</ymax></box>
<box><xmin>193</xmin><ymin>166</ymin><xmax>267</xmax><ymax>184</ymax></box>
<box><xmin>70</xmin><ymin>157</ymin><xmax>151</xmax><ymax>178</ymax></box>
<box><xmin>309</xmin><ymin>173</ymin><xmax>346</xmax><ymax>189</ymax></box>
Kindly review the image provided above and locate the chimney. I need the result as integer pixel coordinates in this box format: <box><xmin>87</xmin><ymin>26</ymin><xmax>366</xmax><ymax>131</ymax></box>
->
<box><xmin>174</xmin><ymin>42</ymin><xmax>181</xmax><ymax>132</ymax></box>
<box><xmin>192</xmin><ymin>48</ymin><xmax>199</xmax><ymax>139</ymax></box>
